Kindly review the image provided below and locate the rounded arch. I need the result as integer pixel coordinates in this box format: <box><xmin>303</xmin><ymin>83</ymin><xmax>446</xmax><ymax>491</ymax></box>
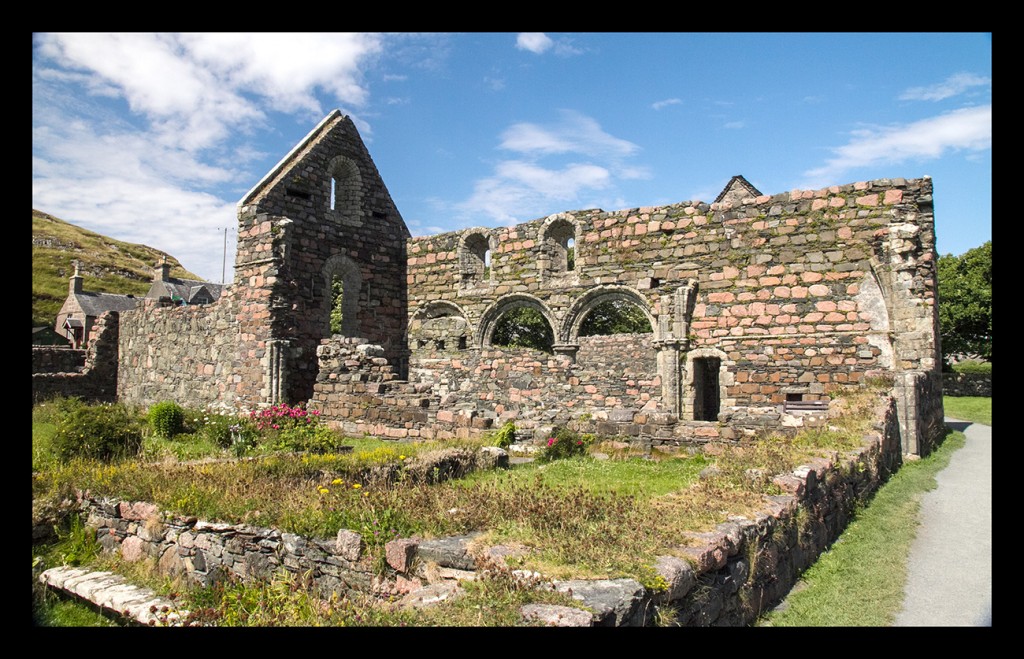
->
<box><xmin>410</xmin><ymin>300</ymin><xmax>471</xmax><ymax>324</ymax></box>
<box><xmin>322</xmin><ymin>253</ymin><xmax>362</xmax><ymax>337</ymax></box>
<box><xmin>409</xmin><ymin>300</ymin><xmax>473</xmax><ymax>352</ymax></box>
<box><xmin>327</xmin><ymin>155</ymin><xmax>362</xmax><ymax>214</ymax></box>
<box><xmin>458</xmin><ymin>228</ymin><xmax>496</xmax><ymax>286</ymax></box>
<box><xmin>478</xmin><ymin>294</ymin><xmax>558</xmax><ymax>349</ymax></box>
<box><xmin>857</xmin><ymin>262</ymin><xmax>895</xmax><ymax>369</ymax></box>
<box><xmin>559</xmin><ymin>286</ymin><xmax>657</xmax><ymax>344</ymax></box>
<box><xmin>540</xmin><ymin>214</ymin><xmax>579</xmax><ymax>274</ymax></box>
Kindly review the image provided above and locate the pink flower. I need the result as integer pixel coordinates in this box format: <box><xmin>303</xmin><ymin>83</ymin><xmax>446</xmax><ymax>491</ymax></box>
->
<box><xmin>547</xmin><ymin>438</ymin><xmax>556</xmax><ymax>446</ymax></box>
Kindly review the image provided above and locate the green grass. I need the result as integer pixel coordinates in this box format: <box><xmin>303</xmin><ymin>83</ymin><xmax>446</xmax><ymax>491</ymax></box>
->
<box><xmin>943</xmin><ymin>396</ymin><xmax>991</xmax><ymax>426</ymax></box>
<box><xmin>759</xmin><ymin>428</ymin><xmax>967</xmax><ymax>626</ymax></box>
<box><xmin>32</xmin><ymin>385</ymin><xmax>903</xmax><ymax>626</ymax></box>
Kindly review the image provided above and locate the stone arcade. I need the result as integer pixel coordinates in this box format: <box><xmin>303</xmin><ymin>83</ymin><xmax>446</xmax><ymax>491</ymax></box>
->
<box><xmin>33</xmin><ymin>110</ymin><xmax>944</xmax><ymax>455</ymax></box>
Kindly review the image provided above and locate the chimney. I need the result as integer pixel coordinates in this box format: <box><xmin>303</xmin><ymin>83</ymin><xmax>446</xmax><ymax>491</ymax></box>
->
<box><xmin>155</xmin><ymin>259</ymin><xmax>171</xmax><ymax>282</ymax></box>
<box><xmin>69</xmin><ymin>261</ymin><xmax>83</xmax><ymax>295</ymax></box>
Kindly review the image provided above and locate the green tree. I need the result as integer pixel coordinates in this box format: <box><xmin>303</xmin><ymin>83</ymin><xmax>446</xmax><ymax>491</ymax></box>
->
<box><xmin>491</xmin><ymin>307</ymin><xmax>554</xmax><ymax>353</ymax></box>
<box><xmin>579</xmin><ymin>299</ymin><xmax>651</xmax><ymax>336</ymax></box>
<box><xmin>937</xmin><ymin>241</ymin><xmax>991</xmax><ymax>365</ymax></box>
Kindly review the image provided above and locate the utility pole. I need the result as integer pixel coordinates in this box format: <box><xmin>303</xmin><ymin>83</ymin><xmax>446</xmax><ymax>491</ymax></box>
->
<box><xmin>222</xmin><ymin>227</ymin><xmax>228</xmax><ymax>284</ymax></box>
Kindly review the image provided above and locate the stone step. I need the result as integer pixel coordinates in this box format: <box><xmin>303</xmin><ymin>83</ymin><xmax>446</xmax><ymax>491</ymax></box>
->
<box><xmin>39</xmin><ymin>566</ymin><xmax>191</xmax><ymax>626</ymax></box>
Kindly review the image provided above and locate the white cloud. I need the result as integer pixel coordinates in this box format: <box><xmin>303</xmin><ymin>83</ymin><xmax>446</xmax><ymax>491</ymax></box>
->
<box><xmin>723</xmin><ymin>120</ymin><xmax>746</xmax><ymax>129</ymax></box>
<box><xmin>652</xmin><ymin>98</ymin><xmax>682</xmax><ymax>111</ymax></box>
<box><xmin>802</xmin><ymin>104</ymin><xmax>992</xmax><ymax>187</ymax></box>
<box><xmin>32</xmin><ymin>32</ymin><xmax>386</xmax><ymax>282</ymax></box>
<box><xmin>36</xmin><ymin>33</ymin><xmax>383</xmax><ymax>152</ymax></box>
<box><xmin>899</xmin><ymin>73</ymin><xmax>991</xmax><ymax>102</ymax></box>
<box><xmin>516</xmin><ymin>33</ymin><xmax>554</xmax><ymax>54</ymax></box>
<box><xmin>458</xmin><ymin>161</ymin><xmax>612</xmax><ymax>224</ymax></box>
<box><xmin>499</xmin><ymin>110</ymin><xmax>639</xmax><ymax>159</ymax></box>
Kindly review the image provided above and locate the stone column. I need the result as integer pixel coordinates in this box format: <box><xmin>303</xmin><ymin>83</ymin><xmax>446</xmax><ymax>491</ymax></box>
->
<box><xmin>655</xmin><ymin>339</ymin><xmax>687</xmax><ymax>416</ymax></box>
<box><xmin>266</xmin><ymin>339</ymin><xmax>290</xmax><ymax>404</ymax></box>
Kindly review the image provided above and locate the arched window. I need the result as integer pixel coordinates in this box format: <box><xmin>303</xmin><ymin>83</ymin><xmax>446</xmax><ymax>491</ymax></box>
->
<box><xmin>330</xmin><ymin>275</ymin><xmax>344</xmax><ymax>335</ymax></box>
<box><xmin>461</xmin><ymin>232</ymin><xmax>492</xmax><ymax>287</ymax></box>
<box><xmin>322</xmin><ymin>254</ymin><xmax>361</xmax><ymax>338</ymax></box>
<box><xmin>544</xmin><ymin>218</ymin><xmax>576</xmax><ymax>274</ymax></box>
<box><xmin>327</xmin><ymin>157</ymin><xmax>362</xmax><ymax>215</ymax></box>
<box><xmin>578</xmin><ymin>299</ymin><xmax>652</xmax><ymax>337</ymax></box>
<box><xmin>491</xmin><ymin>306</ymin><xmax>554</xmax><ymax>353</ymax></box>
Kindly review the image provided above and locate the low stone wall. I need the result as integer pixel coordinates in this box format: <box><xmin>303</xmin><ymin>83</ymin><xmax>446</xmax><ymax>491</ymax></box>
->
<box><xmin>64</xmin><ymin>391</ymin><xmax>905</xmax><ymax>626</ymax></box>
<box><xmin>32</xmin><ymin>312</ymin><xmax>120</xmax><ymax>404</ymax></box>
<box><xmin>943</xmin><ymin>372</ymin><xmax>992</xmax><ymax>398</ymax></box>
<box><xmin>32</xmin><ymin>346</ymin><xmax>85</xmax><ymax>373</ymax></box>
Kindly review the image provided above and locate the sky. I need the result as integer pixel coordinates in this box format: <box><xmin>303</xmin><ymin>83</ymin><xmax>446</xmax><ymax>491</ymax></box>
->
<box><xmin>32</xmin><ymin>33</ymin><xmax>992</xmax><ymax>284</ymax></box>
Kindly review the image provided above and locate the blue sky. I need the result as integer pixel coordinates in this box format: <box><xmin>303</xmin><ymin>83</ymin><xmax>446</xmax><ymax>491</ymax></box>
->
<box><xmin>32</xmin><ymin>33</ymin><xmax>991</xmax><ymax>284</ymax></box>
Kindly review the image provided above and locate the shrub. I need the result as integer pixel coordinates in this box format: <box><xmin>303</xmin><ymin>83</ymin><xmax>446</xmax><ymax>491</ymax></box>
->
<box><xmin>539</xmin><ymin>427</ymin><xmax>592</xmax><ymax>462</ymax></box>
<box><xmin>198</xmin><ymin>412</ymin><xmax>242</xmax><ymax>448</ymax></box>
<box><xmin>250</xmin><ymin>403</ymin><xmax>321</xmax><ymax>432</ymax></box>
<box><xmin>491</xmin><ymin>421</ymin><xmax>516</xmax><ymax>449</ymax></box>
<box><xmin>148</xmin><ymin>401</ymin><xmax>185</xmax><ymax>438</ymax></box>
<box><xmin>274</xmin><ymin>424</ymin><xmax>347</xmax><ymax>454</ymax></box>
<box><xmin>51</xmin><ymin>402</ymin><xmax>143</xmax><ymax>462</ymax></box>
<box><xmin>951</xmin><ymin>360</ymin><xmax>991</xmax><ymax>375</ymax></box>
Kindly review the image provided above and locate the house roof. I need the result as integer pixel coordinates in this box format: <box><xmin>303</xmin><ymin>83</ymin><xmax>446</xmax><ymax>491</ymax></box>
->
<box><xmin>71</xmin><ymin>291</ymin><xmax>140</xmax><ymax>317</ymax></box>
<box><xmin>714</xmin><ymin>175</ymin><xmax>763</xmax><ymax>204</ymax></box>
<box><xmin>148</xmin><ymin>278</ymin><xmax>225</xmax><ymax>304</ymax></box>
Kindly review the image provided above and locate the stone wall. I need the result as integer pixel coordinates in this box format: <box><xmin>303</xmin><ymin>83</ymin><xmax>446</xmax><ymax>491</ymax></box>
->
<box><xmin>32</xmin><ymin>346</ymin><xmax>85</xmax><ymax>374</ymax></box>
<box><xmin>233</xmin><ymin>111</ymin><xmax>409</xmax><ymax>407</ymax></box>
<box><xmin>69</xmin><ymin>391</ymin><xmax>905</xmax><ymax>626</ymax></box>
<box><xmin>942</xmin><ymin>372</ymin><xmax>992</xmax><ymax>397</ymax></box>
<box><xmin>32</xmin><ymin>312</ymin><xmax>120</xmax><ymax>404</ymax></box>
<box><xmin>399</xmin><ymin>176</ymin><xmax>941</xmax><ymax>451</ymax></box>
<box><xmin>117</xmin><ymin>295</ymin><xmax>242</xmax><ymax>411</ymax></box>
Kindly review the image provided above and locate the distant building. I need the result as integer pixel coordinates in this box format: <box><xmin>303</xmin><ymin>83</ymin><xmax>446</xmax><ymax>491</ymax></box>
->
<box><xmin>54</xmin><ymin>260</ymin><xmax>223</xmax><ymax>348</ymax></box>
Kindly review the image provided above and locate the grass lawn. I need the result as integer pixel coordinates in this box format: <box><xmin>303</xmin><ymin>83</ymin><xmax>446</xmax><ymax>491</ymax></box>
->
<box><xmin>943</xmin><ymin>396</ymin><xmax>991</xmax><ymax>426</ymax></box>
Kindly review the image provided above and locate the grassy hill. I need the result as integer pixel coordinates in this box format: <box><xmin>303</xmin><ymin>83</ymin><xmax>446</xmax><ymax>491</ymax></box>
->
<box><xmin>32</xmin><ymin>210</ymin><xmax>201</xmax><ymax>342</ymax></box>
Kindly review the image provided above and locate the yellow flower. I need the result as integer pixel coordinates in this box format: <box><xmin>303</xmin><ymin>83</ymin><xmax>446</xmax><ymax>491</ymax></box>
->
<box><xmin>332</xmin><ymin>478</ymin><xmax>344</xmax><ymax>486</ymax></box>
<box><xmin>352</xmin><ymin>483</ymin><xmax>362</xmax><ymax>489</ymax></box>
<box><xmin>399</xmin><ymin>455</ymin><xmax>406</xmax><ymax>460</ymax></box>
<box><xmin>318</xmin><ymin>487</ymin><xmax>329</xmax><ymax>495</ymax></box>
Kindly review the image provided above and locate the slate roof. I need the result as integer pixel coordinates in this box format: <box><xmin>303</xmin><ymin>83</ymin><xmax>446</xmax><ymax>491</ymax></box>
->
<box><xmin>71</xmin><ymin>292</ymin><xmax>140</xmax><ymax>317</ymax></box>
<box><xmin>147</xmin><ymin>278</ymin><xmax>225</xmax><ymax>305</ymax></box>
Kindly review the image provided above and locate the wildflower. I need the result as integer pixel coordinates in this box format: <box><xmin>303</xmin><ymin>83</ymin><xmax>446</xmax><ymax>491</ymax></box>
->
<box><xmin>547</xmin><ymin>437</ymin><xmax>556</xmax><ymax>446</ymax></box>
<box><xmin>352</xmin><ymin>483</ymin><xmax>362</xmax><ymax>489</ymax></box>
<box><xmin>318</xmin><ymin>487</ymin><xmax>329</xmax><ymax>495</ymax></box>
<box><xmin>399</xmin><ymin>455</ymin><xmax>406</xmax><ymax>460</ymax></box>
<box><xmin>332</xmin><ymin>478</ymin><xmax>344</xmax><ymax>486</ymax></box>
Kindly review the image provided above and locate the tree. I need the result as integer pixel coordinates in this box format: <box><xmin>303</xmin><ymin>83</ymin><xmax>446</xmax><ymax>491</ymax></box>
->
<box><xmin>491</xmin><ymin>306</ymin><xmax>554</xmax><ymax>353</ymax></box>
<box><xmin>937</xmin><ymin>241</ymin><xmax>991</xmax><ymax>365</ymax></box>
<box><xmin>579</xmin><ymin>299</ymin><xmax>651</xmax><ymax>336</ymax></box>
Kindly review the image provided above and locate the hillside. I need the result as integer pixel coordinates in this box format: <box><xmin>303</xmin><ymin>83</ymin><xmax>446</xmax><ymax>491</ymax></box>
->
<box><xmin>32</xmin><ymin>210</ymin><xmax>201</xmax><ymax>342</ymax></box>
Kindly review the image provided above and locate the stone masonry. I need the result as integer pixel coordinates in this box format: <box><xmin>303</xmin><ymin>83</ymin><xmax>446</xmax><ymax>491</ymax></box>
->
<box><xmin>33</xmin><ymin>110</ymin><xmax>945</xmax><ymax>455</ymax></box>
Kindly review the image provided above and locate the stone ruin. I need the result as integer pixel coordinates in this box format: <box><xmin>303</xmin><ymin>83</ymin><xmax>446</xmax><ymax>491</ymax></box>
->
<box><xmin>33</xmin><ymin>109</ymin><xmax>945</xmax><ymax>455</ymax></box>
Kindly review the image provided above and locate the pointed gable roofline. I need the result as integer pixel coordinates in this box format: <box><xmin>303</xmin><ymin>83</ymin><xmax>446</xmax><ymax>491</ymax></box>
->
<box><xmin>714</xmin><ymin>175</ymin><xmax>763</xmax><ymax>205</ymax></box>
<box><xmin>238</xmin><ymin>109</ymin><xmax>345</xmax><ymax>209</ymax></box>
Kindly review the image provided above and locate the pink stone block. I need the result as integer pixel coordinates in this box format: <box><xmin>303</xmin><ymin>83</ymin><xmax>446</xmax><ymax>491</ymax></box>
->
<box><xmin>884</xmin><ymin>189</ymin><xmax>903</xmax><ymax>204</ymax></box>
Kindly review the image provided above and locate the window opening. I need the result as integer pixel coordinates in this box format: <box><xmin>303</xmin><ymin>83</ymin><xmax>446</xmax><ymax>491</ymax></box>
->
<box><xmin>330</xmin><ymin>178</ymin><xmax>337</xmax><ymax>210</ymax></box>
<box><xmin>693</xmin><ymin>357</ymin><xmax>721</xmax><ymax>421</ymax></box>
<box><xmin>492</xmin><ymin>307</ymin><xmax>554</xmax><ymax>353</ymax></box>
<box><xmin>330</xmin><ymin>275</ymin><xmax>344</xmax><ymax>335</ymax></box>
<box><xmin>579</xmin><ymin>299</ymin><xmax>651</xmax><ymax>336</ymax></box>
<box><xmin>566</xmin><ymin>238</ymin><xmax>575</xmax><ymax>271</ymax></box>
